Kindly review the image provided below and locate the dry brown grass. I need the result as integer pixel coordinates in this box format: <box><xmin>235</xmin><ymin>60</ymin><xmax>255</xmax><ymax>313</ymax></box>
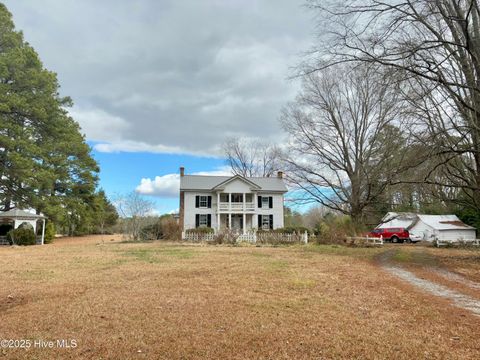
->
<box><xmin>1</xmin><ymin>237</ymin><xmax>480</xmax><ymax>359</ymax></box>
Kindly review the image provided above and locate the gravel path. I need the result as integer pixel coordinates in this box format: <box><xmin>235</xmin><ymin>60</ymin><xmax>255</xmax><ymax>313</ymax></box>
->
<box><xmin>379</xmin><ymin>250</ymin><xmax>480</xmax><ymax>316</ymax></box>
<box><xmin>433</xmin><ymin>268</ymin><xmax>480</xmax><ymax>290</ymax></box>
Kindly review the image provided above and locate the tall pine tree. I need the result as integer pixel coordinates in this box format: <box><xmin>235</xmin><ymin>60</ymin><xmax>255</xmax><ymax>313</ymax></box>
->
<box><xmin>0</xmin><ymin>4</ymin><xmax>116</xmax><ymax>234</ymax></box>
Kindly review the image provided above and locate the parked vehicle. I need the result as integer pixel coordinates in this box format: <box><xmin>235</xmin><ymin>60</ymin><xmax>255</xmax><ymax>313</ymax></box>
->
<box><xmin>368</xmin><ymin>227</ymin><xmax>410</xmax><ymax>243</ymax></box>
<box><xmin>408</xmin><ymin>233</ymin><xmax>423</xmax><ymax>243</ymax></box>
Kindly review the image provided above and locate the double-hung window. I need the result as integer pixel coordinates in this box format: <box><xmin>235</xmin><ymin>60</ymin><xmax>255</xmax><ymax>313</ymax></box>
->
<box><xmin>261</xmin><ymin>196</ymin><xmax>270</xmax><ymax>208</ymax></box>
<box><xmin>199</xmin><ymin>195</ymin><xmax>208</xmax><ymax>208</ymax></box>
<box><xmin>198</xmin><ymin>214</ymin><xmax>208</xmax><ymax>227</ymax></box>
<box><xmin>261</xmin><ymin>215</ymin><xmax>273</xmax><ymax>230</ymax></box>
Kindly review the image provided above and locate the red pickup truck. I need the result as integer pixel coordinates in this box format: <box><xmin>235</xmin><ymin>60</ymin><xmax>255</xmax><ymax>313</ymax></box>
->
<box><xmin>368</xmin><ymin>227</ymin><xmax>410</xmax><ymax>243</ymax></box>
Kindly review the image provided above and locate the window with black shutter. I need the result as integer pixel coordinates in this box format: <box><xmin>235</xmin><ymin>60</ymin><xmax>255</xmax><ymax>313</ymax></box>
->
<box><xmin>195</xmin><ymin>196</ymin><xmax>200</xmax><ymax>208</ymax></box>
<box><xmin>269</xmin><ymin>214</ymin><xmax>273</xmax><ymax>229</ymax></box>
<box><xmin>207</xmin><ymin>196</ymin><xmax>212</xmax><ymax>208</ymax></box>
<box><xmin>197</xmin><ymin>214</ymin><xmax>209</xmax><ymax>227</ymax></box>
<box><xmin>260</xmin><ymin>215</ymin><xmax>271</xmax><ymax>230</ymax></box>
<box><xmin>258</xmin><ymin>196</ymin><xmax>262</xmax><ymax>208</ymax></box>
<box><xmin>268</xmin><ymin>197</ymin><xmax>273</xmax><ymax>209</ymax></box>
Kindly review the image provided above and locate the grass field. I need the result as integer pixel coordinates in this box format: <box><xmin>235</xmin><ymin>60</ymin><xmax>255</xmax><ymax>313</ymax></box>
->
<box><xmin>1</xmin><ymin>236</ymin><xmax>480</xmax><ymax>359</ymax></box>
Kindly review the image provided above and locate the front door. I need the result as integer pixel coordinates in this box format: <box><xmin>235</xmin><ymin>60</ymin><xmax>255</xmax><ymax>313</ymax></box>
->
<box><xmin>231</xmin><ymin>215</ymin><xmax>243</xmax><ymax>233</ymax></box>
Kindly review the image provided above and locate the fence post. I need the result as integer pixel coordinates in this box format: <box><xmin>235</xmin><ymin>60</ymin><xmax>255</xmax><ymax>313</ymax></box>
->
<box><xmin>303</xmin><ymin>231</ymin><xmax>308</xmax><ymax>244</ymax></box>
<box><xmin>380</xmin><ymin>235</ymin><xmax>383</xmax><ymax>245</ymax></box>
<box><xmin>181</xmin><ymin>231</ymin><xmax>185</xmax><ymax>240</ymax></box>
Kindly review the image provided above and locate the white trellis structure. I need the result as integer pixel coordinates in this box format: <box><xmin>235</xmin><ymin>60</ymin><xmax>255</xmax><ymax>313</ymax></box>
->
<box><xmin>0</xmin><ymin>209</ymin><xmax>47</xmax><ymax>245</ymax></box>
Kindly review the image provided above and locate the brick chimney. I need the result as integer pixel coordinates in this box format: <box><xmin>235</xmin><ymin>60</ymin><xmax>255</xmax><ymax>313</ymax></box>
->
<box><xmin>180</xmin><ymin>167</ymin><xmax>185</xmax><ymax>177</ymax></box>
<box><xmin>277</xmin><ymin>171</ymin><xmax>283</xmax><ymax>179</ymax></box>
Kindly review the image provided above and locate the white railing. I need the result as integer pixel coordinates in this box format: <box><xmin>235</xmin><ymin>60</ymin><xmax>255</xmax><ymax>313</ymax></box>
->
<box><xmin>436</xmin><ymin>239</ymin><xmax>480</xmax><ymax>247</ymax></box>
<box><xmin>218</xmin><ymin>202</ymin><xmax>255</xmax><ymax>211</ymax></box>
<box><xmin>346</xmin><ymin>236</ymin><xmax>384</xmax><ymax>246</ymax></box>
<box><xmin>0</xmin><ymin>236</ymin><xmax>9</xmax><ymax>245</ymax></box>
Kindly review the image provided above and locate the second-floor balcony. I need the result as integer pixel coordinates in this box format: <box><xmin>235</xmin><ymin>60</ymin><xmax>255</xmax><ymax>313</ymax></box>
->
<box><xmin>218</xmin><ymin>202</ymin><xmax>255</xmax><ymax>212</ymax></box>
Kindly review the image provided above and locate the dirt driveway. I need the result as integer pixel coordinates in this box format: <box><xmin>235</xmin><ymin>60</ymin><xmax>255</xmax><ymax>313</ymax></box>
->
<box><xmin>378</xmin><ymin>247</ymin><xmax>480</xmax><ymax>316</ymax></box>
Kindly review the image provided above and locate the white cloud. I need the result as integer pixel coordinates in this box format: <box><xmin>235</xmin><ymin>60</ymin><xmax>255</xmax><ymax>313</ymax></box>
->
<box><xmin>3</xmin><ymin>0</ymin><xmax>312</xmax><ymax>156</ymax></box>
<box><xmin>69</xmin><ymin>107</ymin><xmax>130</xmax><ymax>142</ymax></box>
<box><xmin>136</xmin><ymin>167</ymin><xmax>232</xmax><ymax>198</ymax></box>
<box><xmin>136</xmin><ymin>174</ymin><xmax>180</xmax><ymax>198</ymax></box>
<box><xmin>94</xmin><ymin>141</ymin><xmax>187</xmax><ymax>155</ymax></box>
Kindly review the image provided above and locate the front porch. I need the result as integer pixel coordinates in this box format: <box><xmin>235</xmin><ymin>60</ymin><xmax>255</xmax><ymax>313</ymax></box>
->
<box><xmin>217</xmin><ymin>213</ymin><xmax>255</xmax><ymax>234</ymax></box>
<box><xmin>217</xmin><ymin>193</ymin><xmax>256</xmax><ymax>212</ymax></box>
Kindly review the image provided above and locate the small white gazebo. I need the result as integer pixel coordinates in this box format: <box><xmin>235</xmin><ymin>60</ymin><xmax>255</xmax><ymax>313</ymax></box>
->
<box><xmin>0</xmin><ymin>209</ymin><xmax>47</xmax><ymax>245</ymax></box>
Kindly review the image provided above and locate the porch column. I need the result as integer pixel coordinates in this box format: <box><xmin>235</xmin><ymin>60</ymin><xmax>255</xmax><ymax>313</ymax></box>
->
<box><xmin>228</xmin><ymin>213</ymin><xmax>232</xmax><ymax>229</ymax></box>
<box><xmin>242</xmin><ymin>213</ymin><xmax>246</xmax><ymax>234</ymax></box>
<box><xmin>217</xmin><ymin>192</ymin><xmax>221</xmax><ymax>233</ymax></box>
<box><xmin>41</xmin><ymin>219</ymin><xmax>46</xmax><ymax>245</ymax></box>
<box><xmin>228</xmin><ymin>192</ymin><xmax>232</xmax><ymax>211</ymax></box>
<box><xmin>243</xmin><ymin>192</ymin><xmax>246</xmax><ymax>211</ymax></box>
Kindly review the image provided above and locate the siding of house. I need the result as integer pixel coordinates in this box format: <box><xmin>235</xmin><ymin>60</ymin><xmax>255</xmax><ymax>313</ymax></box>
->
<box><xmin>183</xmin><ymin>192</ymin><xmax>218</xmax><ymax>230</ymax></box>
<box><xmin>256</xmin><ymin>193</ymin><xmax>284</xmax><ymax>229</ymax></box>
<box><xmin>182</xmin><ymin>191</ymin><xmax>284</xmax><ymax>231</ymax></box>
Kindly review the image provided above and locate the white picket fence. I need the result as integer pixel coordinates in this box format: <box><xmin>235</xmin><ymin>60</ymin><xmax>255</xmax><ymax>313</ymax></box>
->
<box><xmin>0</xmin><ymin>236</ymin><xmax>9</xmax><ymax>245</ymax></box>
<box><xmin>346</xmin><ymin>235</ymin><xmax>384</xmax><ymax>246</ymax></box>
<box><xmin>182</xmin><ymin>232</ymin><xmax>215</xmax><ymax>242</ymax></box>
<box><xmin>182</xmin><ymin>231</ymin><xmax>309</xmax><ymax>244</ymax></box>
<box><xmin>436</xmin><ymin>239</ymin><xmax>480</xmax><ymax>247</ymax></box>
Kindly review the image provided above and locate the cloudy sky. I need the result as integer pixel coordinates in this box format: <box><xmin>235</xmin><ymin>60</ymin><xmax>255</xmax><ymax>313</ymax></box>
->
<box><xmin>3</xmin><ymin>0</ymin><xmax>314</xmax><ymax>213</ymax></box>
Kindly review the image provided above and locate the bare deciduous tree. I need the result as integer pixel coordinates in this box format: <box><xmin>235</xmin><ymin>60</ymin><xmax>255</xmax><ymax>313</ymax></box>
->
<box><xmin>282</xmin><ymin>64</ymin><xmax>413</xmax><ymax>224</ymax></box>
<box><xmin>308</xmin><ymin>0</ymin><xmax>480</xmax><ymax>212</ymax></box>
<box><xmin>114</xmin><ymin>191</ymin><xmax>155</xmax><ymax>241</ymax></box>
<box><xmin>223</xmin><ymin>138</ymin><xmax>281</xmax><ymax>177</ymax></box>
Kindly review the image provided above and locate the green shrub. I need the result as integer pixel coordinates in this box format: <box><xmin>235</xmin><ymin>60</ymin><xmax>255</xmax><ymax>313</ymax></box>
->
<box><xmin>7</xmin><ymin>228</ymin><xmax>36</xmax><ymax>246</ymax></box>
<box><xmin>44</xmin><ymin>222</ymin><xmax>55</xmax><ymax>244</ymax></box>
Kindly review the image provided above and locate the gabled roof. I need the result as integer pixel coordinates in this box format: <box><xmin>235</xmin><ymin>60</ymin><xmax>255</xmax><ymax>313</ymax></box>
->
<box><xmin>180</xmin><ymin>175</ymin><xmax>288</xmax><ymax>192</ymax></box>
<box><xmin>377</xmin><ymin>212</ymin><xmax>417</xmax><ymax>229</ymax></box>
<box><xmin>378</xmin><ymin>212</ymin><xmax>475</xmax><ymax>231</ymax></box>
<box><xmin>212</xmin><ymin>174</ymin><xmax>261</xmax><ymax>190</ymax></box>
<box><xmin>0</xmin><ymin>209</ymin><xmax>46</xmax><ymax>219</ymax></box>
<box><xmin>416</xmin><ymin>215</ymin><xmax>475</xmax><ymax>231</ymax></box>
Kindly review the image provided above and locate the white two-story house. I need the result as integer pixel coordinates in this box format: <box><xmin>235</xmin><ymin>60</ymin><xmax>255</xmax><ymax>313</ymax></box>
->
<box><xmin>179</xmin><ymin>167</ymin><xmax>288</xmax><ymax>234</ymax></box>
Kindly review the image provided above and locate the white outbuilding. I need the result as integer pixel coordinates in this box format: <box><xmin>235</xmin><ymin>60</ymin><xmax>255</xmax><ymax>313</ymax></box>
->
<box><xmin>378</xmin><ymin>212</ymin><xmax>476</xmax><ymax>242</ymax></box>
<box><xmin>410</xmin><ymin>215</ymin><xmax>476</xmax><ymax>242</ymax></box>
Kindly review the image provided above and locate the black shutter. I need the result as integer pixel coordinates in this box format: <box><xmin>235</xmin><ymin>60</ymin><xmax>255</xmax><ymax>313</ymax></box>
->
<box><xmin>269</xmin><ymin>215</ymin><xmax>273</xmax><ymax>229</ymax></box>
<box><xmin>269</xmin><ymin>197</ymin><xmax>273</xmax><ymax>209</ymax></box>
<box><xmin>258</xmin><ymin>196</ymin><xmax>262</xmax><ymax>208</ymax></box>
<box><xmin>207</xmin><ymin>214</ymin><xmax>211</xmax><ymax>227</ymax></box>
<box><xmin>195</xmin><ymin>196</ymin><xmax>199</xmax><ymax>208</ymax></box>
<box><xmin>207</xmin><ymin>196</ymin><xmax>212</xmax><ymax>208</ymax></box>
<box><xmin>258</xmin><ymin>215</ymin><xmax>262</xmax><ymax>229</ymax></box>
<box><xmin>195</xmin><ymin>214</ymin><xmax>200</xmax><ymax>228</ymax></box>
